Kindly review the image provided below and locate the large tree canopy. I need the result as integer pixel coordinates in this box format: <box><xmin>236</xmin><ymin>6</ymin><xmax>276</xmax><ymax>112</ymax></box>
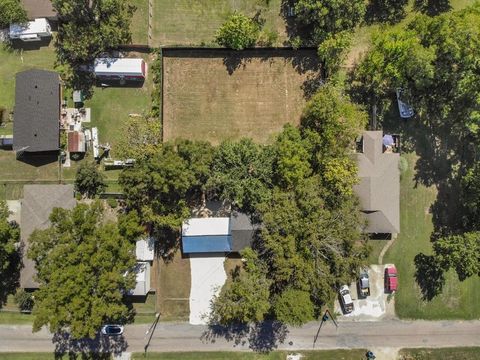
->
<box><xmin>0</xmin><ymin>201</ymin><xmax>20</xmax><ymax>308</ymax></box>
<box><xmin>294</xmin><ymin>0</ymin><xmax>366</xmax><ymax>44</ymax></box>
<box><xmin>28</xmin><ymin>202</ymin><xmax>136</xmax><ymax>339</ymax></box>
<box><xmin>53</xmin><ymin>0</ymin><xmax>135</xmax><ymax>64</ymax></box>
<box><xmin>0</xmin><ymin>0</ymin><xmax>27</xmax><ymax>28</ymax></box>
<box><xmin>207</xmin><ymin>138</ymin><xmax>274</xmax><ymax>214</ymax></box>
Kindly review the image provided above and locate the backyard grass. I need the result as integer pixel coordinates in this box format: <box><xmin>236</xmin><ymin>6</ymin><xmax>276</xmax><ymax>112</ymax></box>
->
<box><xmin>157</xmin><ymin>251</ymin><xmax>191</xmax><ymax>321</ymax></box>
<box><xmin>399</xmin><ymin>347</ymin><xmax>480</xmax><ymax>360</ymax></box>
<box><xmin>130</xmin><ymin>0</ymin><xmax>149</xmax><ymax>45</ymax></box>
<box><xmin>383</xmin><ymin>153</ymin><xmax>480</xmax><ymax>319</ymax></box>
<box><xmin>152</xmin><ymin>0</ymin><xmax>287</xmax><ymax>46</ymax></box>
<box><xmin>163</xmin><ymin>48</ymin><xmax>320</xmax><ymax>144</ymax></box>
<box><xmin>0</xmin><ymin>45</ymin><xmax>56</xmax><ymax>112</ymax></box>
<box><xmin>133</xmin><ymin>350</ymin><xmax>367</xmax><ymax>360</ymax></box>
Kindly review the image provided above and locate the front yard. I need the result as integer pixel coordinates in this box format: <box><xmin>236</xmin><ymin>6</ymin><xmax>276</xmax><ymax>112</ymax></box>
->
<box><xmin>383</xmin><ymin>153</ymin><xmax>480</xmax><ymax>319</ymax></box>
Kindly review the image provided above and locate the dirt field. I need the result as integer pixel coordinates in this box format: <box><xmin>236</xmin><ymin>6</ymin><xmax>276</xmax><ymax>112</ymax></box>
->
<box><xmin>163</xmin><ymin>48</ymin><xmax>320</xmax><ymax>144</ymax></box>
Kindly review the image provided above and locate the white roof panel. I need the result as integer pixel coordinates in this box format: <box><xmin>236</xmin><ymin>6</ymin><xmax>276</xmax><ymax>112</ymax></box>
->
<box><xmin>94</xmin><ymin>58</ymin><xmax>144</xmax><ymax>75</ymax></box>
<box><xmin>136</xmin><ymin>237</ymin><xmax>155</xmax><ymax>261</ymax></box>
<box><xmin>182</xmin><ymin>217</ymin><xmax>231</xmax><ymax>236</ymax></box>
<box><xmin>10</xmin><ymin>18</ymin><xmax>49</xmax><ymax>36</ymax></box>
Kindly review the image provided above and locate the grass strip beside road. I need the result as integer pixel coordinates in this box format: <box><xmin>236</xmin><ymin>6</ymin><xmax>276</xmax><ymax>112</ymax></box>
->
<box><xmin>399</xmin><ymin>347</ymin><xmax>480</xmax><ymax>360</ymax></box>
<box><xmin>133</xmin><ymin>350</ymin><xmax>367</xmax><ymax>359</ymax></box>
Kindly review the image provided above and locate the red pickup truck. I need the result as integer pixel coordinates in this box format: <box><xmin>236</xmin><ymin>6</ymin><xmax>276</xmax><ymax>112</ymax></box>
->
<box><xmin>384</xmin><ymin>265</ymin><xmax>398</xmax><ymax>293</ymax></box>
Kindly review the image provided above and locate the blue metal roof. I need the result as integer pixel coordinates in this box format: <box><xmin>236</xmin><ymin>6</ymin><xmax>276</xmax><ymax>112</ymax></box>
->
<box><xmin>182</xmin><ymin>235</ymin><xmax>232</xmax><ymax>253</ymax></box>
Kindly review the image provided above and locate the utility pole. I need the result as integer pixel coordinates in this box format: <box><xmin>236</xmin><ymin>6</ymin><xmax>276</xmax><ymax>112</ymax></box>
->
<box><xmin>313</xmin><ymin>309</ymin><xmax>338</xmax><ymax>349</ymax></box>
<box><xmin>144</xmin><ymin>313</ymin><xmax>160</xmax><ymax>357</ymax></box>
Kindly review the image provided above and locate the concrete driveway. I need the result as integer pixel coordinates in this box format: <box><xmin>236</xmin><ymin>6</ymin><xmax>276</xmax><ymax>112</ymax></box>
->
<box><xmin>189</xmin><ymin>254</ymin><xmax>227</xmax><ymax>325</ymax></box>
<box><xmin>335</xmin><ymin>265</ymin><xmax>396</xmax><ymax>321</ymax></box>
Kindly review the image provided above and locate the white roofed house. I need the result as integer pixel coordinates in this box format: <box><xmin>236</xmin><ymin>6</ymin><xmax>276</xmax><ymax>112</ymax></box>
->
<box><xmin>9</xmin><ymin>18</ymin><xmax>52</xmax><ymax>42</ymax></box>
<box><xmin>129</xmin><ymin>262</ymin><xmax>151</xmax><ymax>297</ymax></box>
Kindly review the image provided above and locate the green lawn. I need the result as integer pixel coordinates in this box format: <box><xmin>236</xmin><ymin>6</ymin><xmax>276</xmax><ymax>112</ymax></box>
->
<box><xmin>383</xmin><ymin>153</ymin><xmax>480</xmax><ymax>319</ymax></box>
<box><xmin>0</xmin><ymin>312</ymin><xmax>33</xmax><ymax>324</ymax></box>
<box><xmin>0</xmin><ymin>354</ymin><xmax>110</xmax><ymax>360</ymax></box>
<box><xmin>152</xmin><ymin>0</ymin><xmax>287</xmax><ymax>46</ymax></box>
<box><xmin>130</xmin><ymin>0</ymin><xmax>149</xmax><ymax>45</ymax></box>
<box><xmin>399</xmin><ymin>347</ymin><xmax>480</xmax><ymax>360</ymax></box>
<box><xmin>133</xmin><ymin>350</ymin><xmax>367</xmax><ymax>360</ymax></box>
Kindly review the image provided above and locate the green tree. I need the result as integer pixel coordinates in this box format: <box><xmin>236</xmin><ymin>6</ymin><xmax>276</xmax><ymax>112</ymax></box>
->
<box><xmin>0</xmin><ymin>0</ymin><xmax>27</xmax><ymax>29</ymax></box>
<box><xmin>433</xmin><ymin>232</ymin><xmax>480</xmax><ymax>281</ymax></box>
<box><xmin>273</xmin><ymin>124</ymin><xmax>312</xmax><ymax>189</ymax></box>
<box><xmin>28</xmin><ymin>202</ymin><xmax>136</xmax><ymax>339</ymax></box>
<box><xmin>294</xmin><ymin>0</ymin><xmax>366</xmax><ymax>44</ymax></box>
<box><xmin>118</xmin><ymin>210</ymin><xmax>145</xmax><ymax>242</ymax></box>
<box><xmin>74</xmin><ymin>161</ymin><xmax>106</xmax><ymax>198</ymax></box>
<box><xmin>215</xmin><ymin>12</ymin><xmax>259</xmax><ymax>50</ymax></box>
<box><xmin>366</xmin><ymin>0</ymin><xmax>409</xmax><ymax>24</ymax></box>
<box><xmin>273</xmin><ymin>289</ymin><xmax>314</xmax><ymax>326</ymax></box>
<box><xmin>14</xmin><ymin>289</ymin><xmax>34</xmax><ymax>313</ymax></box>
<box><xmin>116</xmin><ymin>117</ymin><xmax>162</xmax><ymax>161</ymax></box>
<box><xmin>207</xmin><ymin>138</ymin><xmax>273</xmax><ymax>214</ymax></box>
<box><xmin>0</xmin><ymin>201</ymin><xmax>20</xmax><ymax>308</ymax></box>
<box><xmin>301</xmin><ymin>84</ymin><xmax>368</xmax><ymax>160</ymax></box>
<box><xmin>317</xmin><ymin>30</ymin><xmax>352</xmax><ymax>78</ymax></box>
<box><xmin>210</xmin><ymin>248</ymin><xmax>271</xmax><ymax>325</ymax></box>
<box><xmin>119</xmin><ymin>144</ymin><xmax>195</xmax><ymax>231</ymax></box>
<box><xmin>53</xmin><ymin>0</ymin><xmax>135</xmax><ymax>64</ymax></box>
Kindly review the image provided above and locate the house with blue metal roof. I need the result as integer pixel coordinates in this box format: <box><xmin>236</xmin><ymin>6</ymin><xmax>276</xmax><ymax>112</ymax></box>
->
<box><xmin>182</xmin><ymin>212</ymin><xmax>255</xmax><ymax>254</ymax></box>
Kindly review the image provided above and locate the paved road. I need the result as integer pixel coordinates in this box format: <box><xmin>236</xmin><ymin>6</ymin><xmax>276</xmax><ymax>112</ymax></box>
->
<box><xmin>0</xmin><ymin>320</ymin><xmax>479</xmax><ymax>353</ymax></box>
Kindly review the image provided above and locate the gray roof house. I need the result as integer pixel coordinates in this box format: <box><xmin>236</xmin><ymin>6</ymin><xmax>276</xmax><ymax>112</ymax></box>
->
<box><xmin>21</xmin><ymin>0</ymin><xmax>57</xmax><ymax>21</ymax></box>
<box><xmin>353</xmin><ymin>131</ymin><xmax>400</xmax><ymax>234</ymax></box>
<box><xmin>13</xmin><ymin>69</ymin><xmax>61</xmax><ymax>153</ymax></box>
<box><xmin>20</xmin><ymin>185</ymin><xmax>76</xmax><ymax>289</ymax></box>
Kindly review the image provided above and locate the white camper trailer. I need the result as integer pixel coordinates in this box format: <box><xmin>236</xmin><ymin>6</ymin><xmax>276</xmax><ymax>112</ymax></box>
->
<box><xmin>94</xmin><ymin>58</ymin><xmax>146</xmax><ymax>81</ymax></box>
<box><xmin>9</xmin><ymin>18</ymin><xmax>51</xmax><ymax>42</ymax></box>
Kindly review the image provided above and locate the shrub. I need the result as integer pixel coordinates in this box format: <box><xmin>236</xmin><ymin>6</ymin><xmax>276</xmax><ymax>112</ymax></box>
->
<box><xmin>14</xmin><ymin>289</ymin><xmax>34</xmax><ymax>313</ymax></box>
<box><xmin>215</xmin><ymin>12</ymin><xmax>259</xmax><ymax>50</ymax></box>
<box><xmin>106</xmin><ymin>197</ymin><xmax>118</xmax><ymax>208</ymax></box>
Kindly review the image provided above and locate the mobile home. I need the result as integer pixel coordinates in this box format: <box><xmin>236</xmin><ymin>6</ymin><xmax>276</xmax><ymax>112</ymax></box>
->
<box><xmin>94</xmin><ymin>58</ymin><xmax>146</xmax><ymax>81</ymax></box>
<box><xmin>9</xmin><ymin>18</ymin><xmax>51</xmax><ymax>42</ymax></box>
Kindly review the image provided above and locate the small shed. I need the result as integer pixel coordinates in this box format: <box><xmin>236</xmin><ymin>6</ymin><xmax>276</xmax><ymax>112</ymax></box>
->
<box><xmin>67</xmin><ymin>131</ymin><xmax>85</xmax><ymax>153</ymax></box>
<box><xmin>130</xmin><ymin>262</ymin><xmax>151</xmax><ymax>296</ymax></box>
<box><xmin>9</xmin><ymin>18</ymin><xmax>51</xmax><ymax>42</ymax></box>
<box><xmin>136</xmin><ymin>237</ymin><xmax>155</xmax><ymax>261</ymax></box>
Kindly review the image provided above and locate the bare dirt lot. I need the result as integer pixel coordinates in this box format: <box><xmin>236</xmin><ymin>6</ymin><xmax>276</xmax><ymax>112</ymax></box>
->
<box><xmin>163</xmin><ymin>48</ymin><xmax>320</xmax><ymax>144</ymax></box>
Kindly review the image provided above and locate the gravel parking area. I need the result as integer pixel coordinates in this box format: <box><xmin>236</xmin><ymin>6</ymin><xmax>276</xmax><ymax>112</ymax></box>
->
<box><xmin>335</xmin><ymin>265</ymin><xmax>396</xmax><ymax>321</ymax></box>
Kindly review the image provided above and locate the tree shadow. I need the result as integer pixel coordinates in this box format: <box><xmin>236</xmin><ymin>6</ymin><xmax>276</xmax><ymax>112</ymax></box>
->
<box><xmin>52</xmin><ymin>331</ymin><xmax>128</xmax><ymax>358</ymax></box>
<box><xmin>0</xmin><ymin>234</ymin><xmax>22</xmax><ymax>309</ymax></box>
<box><xmin>154</xmin><ymin>227</ymin><xmax>179</xmax><ymax>263</ymax></box>
<box><xmin>414</xmin><ymin>0</ymin><xmax>452</xmax><ymax>16</ymax></box>
<box><xmin>222</xmin><ymin>56</ymin><xmax>252</xmax><ymax>75</ymax></box>
<box><xmin>365</xmin><ymin>0</ymin><xmax>407</xmax><ymax>25</ymax></box>
<box><xmin>201</xmin><ymin>321</ymin><xmax>288</xmax><ymax>352</ymax></box>
<box><xmin>414</xmin><ymin>253</ymin><xmax>445</xmax><ymax>301</ymax></box>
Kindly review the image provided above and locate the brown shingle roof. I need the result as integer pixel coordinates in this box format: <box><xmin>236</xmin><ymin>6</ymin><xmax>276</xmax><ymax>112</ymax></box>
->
<box><xmin>21</xmin><ymin>0</ymin><xmax>57</xmax><ymax>20</ymax></box>
<box><xmin>353</xmin><ymin>131</ymin><xmax>400</xmax><ymax>234</ymax></box>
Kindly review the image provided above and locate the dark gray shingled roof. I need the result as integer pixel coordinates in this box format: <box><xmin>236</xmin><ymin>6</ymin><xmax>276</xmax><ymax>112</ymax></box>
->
<box><xmin>230</xmin><ymin>211</ymin><xmax>255</xmax><ymax>252</ymax></box>
<box><xmin>20</xmin><ymin>185</ymin><xmax>76</xmax><ymax>289</ymax></box>
<box><xmin>353</xmin><ymin>131</ymin><xmax>400</xmax><ymax>234</ymax></box>
<box><xmin>13</xmin><ymin>69</ymin><xmax>60</xmax><ymax>153</ymax></box>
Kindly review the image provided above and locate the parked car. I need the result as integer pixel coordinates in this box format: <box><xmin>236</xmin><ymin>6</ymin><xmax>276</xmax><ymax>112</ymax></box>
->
<box><xmin>339</xmin><ymin>285</ymin><xmax>354</xmax><ymax>313</ymax></box>
<box><xmin>384</xmin><ymin>265</ymin><xmax>398</xmax><ymax>293</ymax></box>
<box><xmin>358</xmin><ymin>269</ymin><xmax>370</xmax><ymax>298</ymax></box>
<box><xmin>101</xmin><ymin>324</ymin><xmax>124</xmax><ymax>336</ymax></box>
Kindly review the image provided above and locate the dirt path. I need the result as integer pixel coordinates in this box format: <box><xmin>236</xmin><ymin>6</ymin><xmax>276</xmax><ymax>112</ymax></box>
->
<box><xmin>378</xmin><ymin>234</ymin><xmax>397</xmax><ymax>265</ymax></box>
